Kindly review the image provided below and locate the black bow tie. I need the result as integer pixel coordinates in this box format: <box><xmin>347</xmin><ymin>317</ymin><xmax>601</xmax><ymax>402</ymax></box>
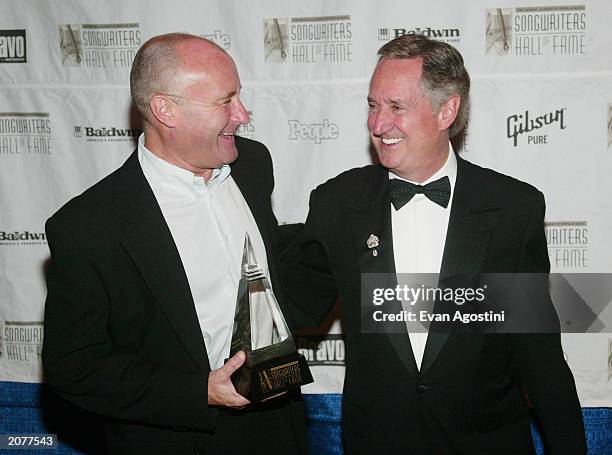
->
<box><xmin>389</xmin><ymin>176</ymin><xmax>451</xmax><ymax>210</ymax></box>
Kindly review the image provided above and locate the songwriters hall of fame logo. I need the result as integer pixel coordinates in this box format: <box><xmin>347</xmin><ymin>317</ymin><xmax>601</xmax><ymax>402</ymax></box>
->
<box><xmin>485</xmin><ymin>6</ymin><xmax>587</xmax><ymax>56</ymax></box>
<box><xmin>58</xmin><ymin>23</ymin><xmax>141</xmax><ymax>68</ymax></box>
<box><xmin>545</xmin><ymin>221</ymin><xmax>588</xmax><ymax>270</ymax></box>
<box><xmin>263</xmin><ymin>15</ymin><xmax>352</xmax><ymax>64</ymax></box>
<box><xmin>0</xmin><ymin>112</ymin><xmax>52</xmax><ymax>157</ymax></box>
<box><xmin>1</xmin><ymin>321</ymin><xmax>44</xmax><ymax>363</ymax></box>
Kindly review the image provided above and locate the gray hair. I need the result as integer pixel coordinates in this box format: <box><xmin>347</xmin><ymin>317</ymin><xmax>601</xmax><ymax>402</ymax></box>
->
<box><xmin>377</xmin><ymin>34</ymin><xmax>470</xmax><ymax>138</ymax></box>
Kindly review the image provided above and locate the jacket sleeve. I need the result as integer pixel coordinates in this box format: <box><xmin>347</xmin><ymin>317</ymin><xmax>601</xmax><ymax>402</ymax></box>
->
<box><xmin>510</xmin><ymin>191</ymin><xmax>586</xmax><ymax>454</ymax></box>
<box><xmin>42</xmin><ymin>215</ymin><xmax>214</xmax><ymax>432</ymax></box>
<box><xmin>281</xmin><ymin>189</ymin><xmax>340</xmax><ymax>328</ymax></box>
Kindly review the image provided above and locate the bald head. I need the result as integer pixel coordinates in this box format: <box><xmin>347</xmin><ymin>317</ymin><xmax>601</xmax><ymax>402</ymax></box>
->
<box><xmin>130</xmin><ymin>33</ymin><xmax>229</xmax><ymax>122</ymax></box>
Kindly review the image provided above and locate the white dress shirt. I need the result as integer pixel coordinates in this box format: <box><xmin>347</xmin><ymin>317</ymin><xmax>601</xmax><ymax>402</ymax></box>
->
<box><xmin>390</xmin><ymin>146</ymin><xmax>457</xmax><ymax>369</ymax></box>
<box><xmin>138</xmin><ymin>135</ymin><xmax>270</xmax><ymax>369</ymax></box>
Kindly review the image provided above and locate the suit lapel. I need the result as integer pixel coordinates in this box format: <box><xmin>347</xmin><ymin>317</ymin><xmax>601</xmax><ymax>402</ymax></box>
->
<box><xmin>420</xmin><ymin>156</ymin><xmax>499</xmax><ymax>376</ymax></box>
<box><xmin>230</xmin><ymin>144</ymin><xmax>284</xmax><ymax>312</ymax></box>
<box><xmin>111</xmin><ymin>152</ymin><xmax>210</xmax><ymax>371</ymax></box>
<box><xmin>345</xmin><ymin>166</ymin><xmax>419</xmax><ymax>379</ymax></box>
<box><xmin>230</xmin><ymin>145</ymin><xmax>273</xmax><ymax>261</ymax></box>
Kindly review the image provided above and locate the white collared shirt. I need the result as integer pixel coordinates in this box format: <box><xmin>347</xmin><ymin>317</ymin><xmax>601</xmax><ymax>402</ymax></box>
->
<box><xmin>138</xmin><ymin>134</ymin><xmax>270</xmax><ymax>369</ymax></box>
<box><xmin>390</xmin><ymin>146</ymin><xmax>457</xmax><ymax>369</ymax></box>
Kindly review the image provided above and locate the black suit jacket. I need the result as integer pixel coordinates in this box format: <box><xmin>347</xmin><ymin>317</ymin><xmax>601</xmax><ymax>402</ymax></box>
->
<box><xmin>43</xmin><ymin>137</ymin><xmax>307</xmax><ymax>455</ymax></box>
<box><xmin>287</xmin><ymin>155</ymin><xmax>585</xmax><ymax>454</ymax></box>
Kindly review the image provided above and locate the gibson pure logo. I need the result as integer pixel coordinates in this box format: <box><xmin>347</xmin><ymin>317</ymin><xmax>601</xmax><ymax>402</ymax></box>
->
<box><xmin>506</xmin><ymin>108</ymin><xmax>566</xmax><ymax>147</ymax></box>
<box><xmin>59</xmin><ymin>23</ymin><xmax>141</xmax><ymax>68</ymax></box>
<box><xmin>378</xmin><ymin>26</ymin><xmax>460</xmax><ymax>43</ymax></box>
<box><xmin>545</xmin><ymin>221</ymin><xmax>588</xmax><ymax>269</ymax></box>
<box><xmin>486</xmin><ymin>6</ymin><xmax>587</xmax><ymax>56</ymax></box>
<box><xmin>201</xmin><ymin>29</ymin><xmax>231</xmax><ymax>50</ymax></box>
<box><xmin>288</xmin><ymin>119</ymin><xmax>339</xmax><ymax>144</ymax></box>
<box><xmin>0</xmin><ymin>30</ymin><xmax>26</xmax><ymax>63</ymax></box>
<box><xmin>297</xmin><ymin>334</ymin><xmax>345</xmax><ymax>366</ymax></box>
<box><xmin>2</xmin><ymin>321</ymin><xmax>44</xmax><ymax>362</ymax></box>
<box><xmin>74</xmin><ymin>125</ymin><xmax>141</xmax><ymax>142</ymax></box>
<box><xmin>264</xmin><ymin>15</ymin><xmax>352</xmax><ymax>64</ymax></box>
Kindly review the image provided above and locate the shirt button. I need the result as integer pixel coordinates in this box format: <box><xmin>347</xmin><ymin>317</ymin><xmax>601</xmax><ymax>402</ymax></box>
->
<box><xmin>416</xmin><ymin>384</ymin><xmax>429</xmax><ymax>394</ymax></box>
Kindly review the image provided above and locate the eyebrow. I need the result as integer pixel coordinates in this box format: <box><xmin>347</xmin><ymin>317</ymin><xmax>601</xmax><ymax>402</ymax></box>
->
<box><xmin>367</xmin><ymin>96</ymin><xmax>414</xmax><ymax>107</ymax></box>
<box><xmin>217</xmin><ymin>85</ymin><xmax>242</xmax><ymax>101</ymax></box>
<box><xmin>216</xmin><ymin>90</ymin><xmax>238</xmax><ymax>102</ymax></box>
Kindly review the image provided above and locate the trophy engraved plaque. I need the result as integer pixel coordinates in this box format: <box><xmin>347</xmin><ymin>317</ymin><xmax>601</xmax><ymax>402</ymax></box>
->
<box><xmin>229</xmin><ymin>233</ymin><xmax>313</xmax><ymax>401</ymax></box>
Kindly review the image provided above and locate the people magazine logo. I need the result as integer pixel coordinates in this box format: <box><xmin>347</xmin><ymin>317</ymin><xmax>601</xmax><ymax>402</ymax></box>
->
<box><xmin>377</xmin><ymin>25</ymin><xmax>460</xmax><ymax>44</ymax></box>
<box><xmin>485</xmin><ymin>6</ymin><xmax>586</xmax><ymax>56</ymax></box>
<box><xmin>0</xmin><ymin>30</ymin><xmax>26</xmax><ymax>63</ymax></box>
<box><xmin>0</xmin><ymin>321</ymin><xmax>44</xmax><ymax>363</ymax></box>
<box><xmin>0</xmin><ymin>112</ymin><xmax>52</xmax><ymax>157</ymax></box>
<box><xmin>545</xmin><ymin>221</ymin><xmax>588</xmax><ymax>270</ymax></box>
<box><xmin>58</xmin><ymin>23</ymin><xmax>141</xmax><ymax>68</ymax></box>
<box><xmin>296</xmin><ymin>334</ymin><xmax>345</xmax><ymax>366</ymax></box>
<box><xmin>74</xmin><ymin>125</ymin><xmax>141</xmax><ymax>143</ymax></box>
<box><xmin>201</xmin><ymin>29</ymin><xmax>231</xmax><ymax>50</ymax></box>
<box><xmin>236</xmin><ymin>111</ymin><xmax>255</xmax><ymax>139</ymax></box>
<box><xmin>506</xmin><ymin>107</ymin><xmax>567</xmax><ymax>147</ymax></box>
<box><xmin>264</xmin><ymin>15</ymin><xmax>352</xmax><ymax>64</ymax></box>
<box><xmin>288</xmin><ymin>119</ymin><xmax>339</xmax><ymax>144</ymax></box>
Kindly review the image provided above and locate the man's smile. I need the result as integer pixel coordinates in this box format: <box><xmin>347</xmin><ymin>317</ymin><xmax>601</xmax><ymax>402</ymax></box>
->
<box><xmin>381</xmin><ymin>137</ymin><xmax>403</xmax><ymax>145</ymax></box>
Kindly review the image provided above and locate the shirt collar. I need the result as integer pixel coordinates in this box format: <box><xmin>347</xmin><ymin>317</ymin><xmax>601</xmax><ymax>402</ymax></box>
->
<box><xmin>389</xmin><ymin>142</ymin><xmax>457</xmax><ymax>190</ymax></box>
<box><xmin>137</xmin><ymin>133</ymin><xmax>231</xmax><ymax>192</ymax></box>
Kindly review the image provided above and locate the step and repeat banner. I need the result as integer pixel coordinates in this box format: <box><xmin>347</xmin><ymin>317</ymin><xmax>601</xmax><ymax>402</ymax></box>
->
<box><xmin>1</xmin><ymin>0</ymin><xmax>612</xmax><ymax>408</ymax></box>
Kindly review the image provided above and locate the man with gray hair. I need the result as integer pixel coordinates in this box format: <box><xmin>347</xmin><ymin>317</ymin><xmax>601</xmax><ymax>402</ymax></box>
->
<box><xmin>43</xmin><ymin>33</ymin><xmax>307</xmax><ymax>454</ymax></box>
<box><xmin>286</xmin><ymin>34</ymin><xmax>586</xmax><ymax>453</ymax></box>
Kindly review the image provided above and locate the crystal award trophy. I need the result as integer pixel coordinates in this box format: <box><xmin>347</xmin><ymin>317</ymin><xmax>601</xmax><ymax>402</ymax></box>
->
<box><xmin>229</xmin><ymin>233</ymin><xmax>313</xmax><ymax>401</ymax></box>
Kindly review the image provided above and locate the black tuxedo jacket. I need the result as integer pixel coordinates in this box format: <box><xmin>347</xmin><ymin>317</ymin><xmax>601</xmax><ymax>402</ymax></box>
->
<box><xmin>43</xmin><ymin>137</ymin><xmax>307</xmax><ymax>455</ymax></box>
<box><xmin>288</xmin><ymin>155</ymin><xmax>585</xmax><ymax>454</ymax></box>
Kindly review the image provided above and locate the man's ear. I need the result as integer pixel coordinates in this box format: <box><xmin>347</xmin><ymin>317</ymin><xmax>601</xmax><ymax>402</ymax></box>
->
<box><xmin>149</xmin><ymin>95</ymin><xmax>178</xmax><ymax>128</ymax></box>
<box><xmin>437</xmin><ymin>95</ymin><xmax>460</xmax><ymax>131</ymax></box>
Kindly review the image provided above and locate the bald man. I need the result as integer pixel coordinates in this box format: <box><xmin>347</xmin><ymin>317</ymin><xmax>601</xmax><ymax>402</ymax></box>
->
<box><xmin>43</xmin><ymin>33</ymin><xmax>307</xmax><ymax>455</ymax></box>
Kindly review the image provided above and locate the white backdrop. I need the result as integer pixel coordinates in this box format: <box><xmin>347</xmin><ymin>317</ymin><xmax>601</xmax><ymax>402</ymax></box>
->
<box><xmin>1</xmin><ymin>0</ymin><xmax>611</xmax><ymax>407</ymax></box>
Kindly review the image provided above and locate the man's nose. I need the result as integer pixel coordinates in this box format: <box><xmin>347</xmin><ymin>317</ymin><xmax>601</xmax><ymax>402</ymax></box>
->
<box><xmin>232</xmin><ymin>99</ymin><xmax>250</xmax><ymax>125</ymax></box>
<box><xmin>368</xmin><ymin>109</ymin><xmax>392</xmax><ymax>136</ymax></box>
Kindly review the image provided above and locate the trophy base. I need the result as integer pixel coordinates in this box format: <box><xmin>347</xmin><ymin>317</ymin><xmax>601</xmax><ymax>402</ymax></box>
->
<box><xmin>229</xmin><ymin>351</ymin><xmax>313</xmax><ymax>402</ymax></box>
